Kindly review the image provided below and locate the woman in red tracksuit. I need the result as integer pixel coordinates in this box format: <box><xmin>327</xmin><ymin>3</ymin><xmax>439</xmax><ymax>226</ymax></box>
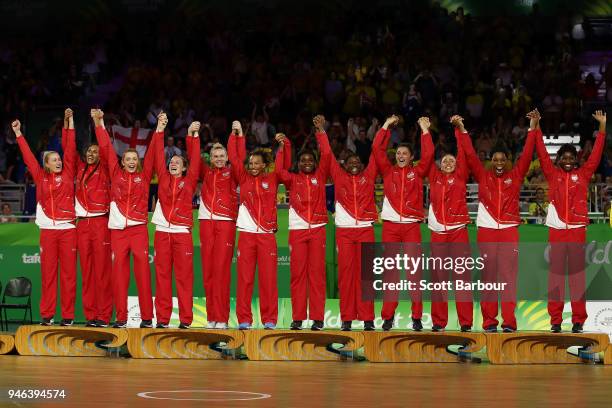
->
<box><xmin>275</xmin><ymin>114</ymin><xmax>331</xmax><ymax>331</ymax></box>
<box><xmin>533</xmin><ymin>109</ymin><xmax>607</xmax><ymax>333</ymax></box>
<box><xmin>227</xmin><ymin>124</ymin><xmax>284</xmax><ymax>330</ymax></box>
<box><xmin>199</xmin><ymin>123</ymin><xmax>239</xmax><ymax>330</ymax></box>
<box><xmin>374</xmin><ymin>116</ymin><xmax>434</xmax><ymax>331</ymax></box>
<box><xmin>458</xmin><ymin>113</ymin><xmax>536</xmax><ymax>333</ymax></box>
<box><xmin>151</xmin><ymin>114</ymin><xmax>200</xmax><ymax>329</ymax></box>
<box><xmin>61</xmin><ymin>109</ymin><xmax>112</xmax><ymax>328</ymax></box>
<box><xmin>13</xmin><ymin>119</ymin><xmax>77</xmax><ymax>326</ymax></box>
<box><xmin>427</xmin><ymin>115</ymin><xmax>473</xmax><ymax>332</ymax></box>
<box><xmin>318</xmin><ymin>119</ymin><xmax>385</xmax><ymax>332</ymax></box>
<box><xmin>92</xmin><ymin>109</ymin><xmax>157</xmax><ymax>329</ymax></box>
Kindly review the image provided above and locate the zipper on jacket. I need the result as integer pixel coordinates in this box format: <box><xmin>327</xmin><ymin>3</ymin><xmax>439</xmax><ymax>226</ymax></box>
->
<box><xmin>81</xmin><ymin>168</ymin><xmax>90</xmax><ymax>217</ymax></box>
<box><xmin>256</xmin><ymin>178</ymin><xmax>261</xmax><ymax>232</ymax></box>
<box><xmin>170</xmin><ymin>177</ymin><xmax>177</xmax><ymax>227</ymax></box>
<box><xmin>210</xmin><ymin>171</ymin><xmax>217</xmax><ymax>220</ymax></box>
<box><xmin>352</xmin><ymin>176</ymin><xmax>358</xmax><ymax>225</ymax></box>
<box><xmin>49</xmin><ymin>176</ymin><xmax>56</xmax><ymax>226</ymax></box>
<box><xmin>307</xmin><ymin>175</ymin><xmax>312</xmax><ymax>227</ymax></box>
<box><xmin>497</xmin><ymin>178</ymin><xmax>501</xmax><ymax>229</ymax></box>
<box><xmin>565</xmin><ymin>173</ymin><xmax>569</xmax><ymax>230</ymax></box>
<box><xmin>400</xmin><ymin>167</ymin><xmax>405</xmax><ymax>222</ymax></box>
<box><xmin>125</xmin><ymin>174</ymin><xmax>132</xmax><ymax>228</ymax></box>
<box><xmin>442</xmin><ymin>177</ymin><xmax>447</xmax><ymax>232</ymax></box>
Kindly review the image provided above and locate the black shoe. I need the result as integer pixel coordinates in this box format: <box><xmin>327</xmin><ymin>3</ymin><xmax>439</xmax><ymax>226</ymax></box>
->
<box><xmin>341</xmin><ymin>321</ymin><xmax>352</xmax><ymax>331</ymax></box>
<box><xmin>484</xmin><ymin>325</ymin><xmax>498</xmax><ymax>333</ymax></box>
<box><xmin>460</xmin><ymin>325</ymin><xmax>472</xmax><ymax>332</ymax></box>
<box><xmin>60</xmin><ymin>319</ymin><xmax>73</xmax><ymax>327</ymax></box>
<box><xmin>432</xmin><ymin>324</ymin><xmax>444</xmax><ymax>332</ymax></box>
<box><xmin>290</xmin><ymin>320</ymin><xmax>303</xmax><ymax>330</ymax></box>
<box><xmin>140</xmin><ymin>320</ymin><xmax>153</xmax><ymax>328</ymax></box>
<box><xmin>572</xmin><ymin>323</ymin><xmax>584</xmax><ymax>333</ymax></box>
<box><xmin>382</xmin><ymin>318</ymin><xmax>394</xmax><ymax>331</ymax></box>
<box><xmin>96</xmin><ymin>320</ymin><xmax>109</xmax><ymax>328</ymax></box>
<box><xmin>178</xmin><ymin>323</ymin><xmax>190</xmax><ymax>329</ymax></box>
<box><xmin>40</xmin><ymin>317</ymin><xmax>54</xmax><ymax>326</ymax></box>
<box><xmin>551</xmin><ymin>324</ymin><xmax>562</xmax><ymax>333</ymax></box>
<box><xmin>364</xmin><ymin>320</ymin><xmax>375</xmax><ymax>331</ymax></box>
<box><xmin>311</xmin><ymin>320</ymin><xmax>324</xmax><ymax>331</ymax></box>
<box><xmin>502</xmin><ymin>327</ymin><xmax>516</xmax><ymax>333</ymax></box>
<box><xmin>113</xmin><ymin>321</ymin><xmax>127</xmax><ymax>329</ymax></box>
<box><xmin>85</xmin><ymin>320</ymin><xmax>97</xmax><ymax>327</ymax></box>
<box><xmin>412</xmin><ymin>318</ymin><xmax>423</xmax><ymax>332</ymax></box>
<box><xmin>156</xmin><ymin>322</ymin><xmax>169</xmax><ymax>329</ymax></box>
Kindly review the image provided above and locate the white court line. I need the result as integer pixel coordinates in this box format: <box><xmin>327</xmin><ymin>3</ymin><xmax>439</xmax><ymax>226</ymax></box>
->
<box><xmin>137</xmin><ymin>390</ymin><xmax>271</xmax><ymax>401</ymax></box>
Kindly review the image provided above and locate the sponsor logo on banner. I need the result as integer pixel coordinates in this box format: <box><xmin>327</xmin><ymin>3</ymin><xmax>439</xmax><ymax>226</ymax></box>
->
<box><xmin>277</xmin><ymin>255</ymin><xmax>290</xmax><ymax>266</ymax></box>
<box><xmin>22</xmin><ymin>253</ymin><xmax>41</xmax><ymax>264</ymax></box>
<box><xmin>585</xmin><ymin>302</ymin><xmax>612</xmax><ymax>339</ymax></box>
<box><xmin>128</xmin><ymin>296</ymin><xmax>178</xmax><ymax>327</ymax></box>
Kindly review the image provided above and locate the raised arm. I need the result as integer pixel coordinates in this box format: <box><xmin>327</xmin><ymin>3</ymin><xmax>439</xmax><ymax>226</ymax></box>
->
<box><xmin>92</xmin><ymin>109</ymin><xmax>119</xmax><ymax>174</ymax></box>
<box><xmin>583</xmin><ymin>110</ymin><xmax>607</xmax><ymax>176</ymax></box>
<box><xmin>452</xmin><ymin>115</ymin><xmax>486</xmax><ymax>183</ymax></box>
<box><xmin>227</xmin><ymin>120</ymin><xmax>246</xmax><ymax>182</ymax></box>
<box><xmin>513</xmin><ymin>119</ymin><xmax>536</xmax><ymax>179</ymax></box>
<box><xmin>313</xmin><ymin>115</ymin><xmax>332</xmax><ymax>179</ymax></box>
<box><xmin>186</xmin><ymin>122</ymin><xmax>202</xmax><ymax>184</ymax></box>
<box><xmin>315</xmin><ymin>116</ymin><xmax>343</xmax><ymax>182</ymax></box>
<box><xmin>415</xmin><ymin>116</ymin><xmax>434</xmax><ymax>177</ymax></box>
<box><xmin>529</xmin><ymin>109</ymin><xmax>555</xmax><ymax>178</ymax></box>
<box><xmin>372</xmin><ymin>116</ymin><xmax>396</xmax><ymax>176</ymax></box>
<box><xmin>455</xmin><ymin>126</ymin><xmax>469</xmax><ymax>181</ymax></box>
<box><xmin>142</xmin><ymin>113</ymin><xmax>166</xmax><ymax>182</ymax></box>
<box><xmin>153</xmin><ymin>113</ymin><xmax>169</xmax><ymax>178</ymax></box>
<box><xmin>61</xmin><ymin>108</ymin><xmax>79</xmax><ymax>166</ymax></box>
<box><xmin>274</xmin><ymin>133</ymin><xmax>293</xmax><ymax>186</ymax></box>
<box><xmin>12</xmin><ymin>120</ymin><xmax>42</xmax><ymax>183</ymax></box>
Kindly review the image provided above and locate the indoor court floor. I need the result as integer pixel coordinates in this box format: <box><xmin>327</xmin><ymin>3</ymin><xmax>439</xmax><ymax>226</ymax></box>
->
<box><xmin>1</xmin><ymin>356</ymin><xmax>611</xmax><ymax>408</ymax></box>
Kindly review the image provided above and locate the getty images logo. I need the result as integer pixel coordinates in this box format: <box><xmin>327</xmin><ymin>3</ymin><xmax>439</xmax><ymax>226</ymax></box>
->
<box><xmin>22</xmin><ymin>252</ymin><xmax>41</xmax><ymax>264</ymax></box>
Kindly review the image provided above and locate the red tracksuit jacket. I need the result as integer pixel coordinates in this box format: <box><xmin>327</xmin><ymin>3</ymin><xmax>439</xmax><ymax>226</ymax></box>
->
<box><xmin>373</xmin><ymin>128</ymin><xmax>434</xmax><ymax>221</ymax></box>
<box><xmin>227</xmin><ymin>134</ymin><xmax>283</xmax><ymax>232</ymax></box>
<box><xmin>199</xmin><ymin>138</ymin><xmax>239</xmax><ymax>220</ymax></box>
<box><xmin>458</xmin><ymin>128</ymin><xmax>536</xmax><ymax>225</ymax></box>
<box><xmin>95</xmin><ymin>126</ymin><xmax>156</xmax><ymax>223</ymax></box>
<box><xmin>62</xmin><ymin>128</ymin><xmax>111</xmax><ymax>215</ymax></box>
<box><xmin>318</xmin><ymin>131</ymin><xmax>378</xmax><ymax>223</ymax></box>
<box><xmin>154</xmin><ymin>132</ymin><xmax>201</xmax><ymax>228</ymax></box>
<box><xmin>276</xmin><ymin>133</ymin><xmax>331</xmax><ymax>226</ymax></box>
<box><xmin>535</xmin><ymin>128</ymin><xmax>606</xmax><ymax>226</ymax></box>
<box><xmin>17</xmin><ymin>134</ymin><xmax>76</xmax><ymax>222</ymax></box>
<box><xmin>428</xmin><ymin>135</ymin><xmax>470</xmax><ymax>228</ymax></box>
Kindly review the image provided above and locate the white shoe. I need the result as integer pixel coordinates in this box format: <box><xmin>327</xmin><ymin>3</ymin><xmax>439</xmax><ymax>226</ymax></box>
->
<box><xmin>215</xmin><ymin>322</ymin><xmax>228</xmax><ymax>329</ymax></box>
<box><xmin>206</xmin><ymin>321</ymin><xmax>217</xmax><ymax>329</ymax></box>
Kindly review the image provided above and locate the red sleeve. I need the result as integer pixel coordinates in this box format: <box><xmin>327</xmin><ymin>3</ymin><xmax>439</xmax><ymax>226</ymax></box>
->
<box><xmin>227</xmin><ymin>134</ymin><xmax>246</xmax><ymax>183</ymax></box>
<box><xmin>153</xmin><ymin>130</ymin><xmax>167</xmax><ymax>179</ymax></box>
<box><xmin>372</xmin><ymin>128</ymin><xmax>392</xmax><ymax>176</ymax></box>
<box><xmin>456</xmin><ymin>129</ymin><xmax>486</xmax><ymax>183</ymax></box>
<box><xmin>16</xmin><ymin>136</ymin><xmax>42</xmax><ymax>183</ymax></box>
<box><xmin>455</xmin><ymin>131</ymin><xmax>469</xmax><ymax>181</ymax></box>
<box><xmin>582</xmin><ymin>131</ymin><xmax>606</xmax><ymax>176</ymax></box>
<box><xmin>61</xmin><ymin>128</ymin><xmax>77</xmax><ymax>179</ymax></box>
<box><xmin>315</xmin><ymin>131</ymin><xmax>332</xmax><ymax>180</ymax></box>
<box><xmin>365</xmin><ymin>148</ymin><xmax>379</xmax><ymax>180</ymax></box>
<box><xmin>95</xmin><ymin>126</ymin><xmax>119</xmax><ymax>175</ymax></box>
<box><xmin>274</xmin><ymin>139</ymin><xmax>293</xmax><ymax>186</ymax></box>
<box><xmin>534</xmin><ymin>129</ymin><xmax>555</xmax><ymax>178</ymax></box>
<box><xmin>186</xmin><ymin>135</ymin><xmax>201</xmax><ymax>186</ymax></box>
<box><xmin>513</xmin><ymin>128</ymin><xmax>536</xmax><ymax>179</ymax></box>
<box><xmin>415</xmin><ymin>131</ymin><xmax>434</xmax><ymax>177</ymax></box>
<box><xmin>317</xmin><ymin>130</ymin><xmax>343</xmax><ymax>182</ymax></box>
<box><xmin>199</xmin><ymin>160</ymin><xmax>209</xmax><ymax>181</ymax></box>
<box><xmin>61</xmin><ymin>128</ymin><xmax>79</xmax><ymax>166</ymax></box>
<box><xmin>142</xmin><ymin>131</ymin><xmax>159</xmax><ymax>182</ymax></box>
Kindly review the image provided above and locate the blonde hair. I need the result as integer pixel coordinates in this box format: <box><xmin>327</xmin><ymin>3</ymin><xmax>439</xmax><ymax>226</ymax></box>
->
<box><xmin>210</xmin><ymin>143</ymin><xmax>227</xmax><ymax>154</ymax></box>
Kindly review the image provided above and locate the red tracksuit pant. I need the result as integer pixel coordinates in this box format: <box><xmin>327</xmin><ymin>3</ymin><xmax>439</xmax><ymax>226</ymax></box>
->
<box><xmin>548</xmin><ymin>227</ymin><xmax>587</xmax><ymax>325</ymax></box>
<box><xmin>430</xmin><ymin>227</ymin><xmax>473</xmax><ymax>328</ymax></box>
<box><xmin>289</xmin><ymin>226</ymin><xmax>327</xmax><ymax>321</ymax></box>
<box><xmin>110</xmin><ymin>224</ymin><xmax>153</xmax><ymax>321</ymax></box>
<box><xmin>39</xmin><ymin>228</ymin><xmax>77</xmax><ymax>319</ymax></box>
<box><xmin>236</xmin><ymin>232</ymin><xmax>278</xmax><ymax>325</ymax></box>
<box><xmin>336</xmin><ymin>227</ymin><xmax>375</xmax><ymax>322</ymax></box>
<box><xmin>380</xmin><ymin>221</ymin><xmax>423</xmax><ymax>321</ymax></box>
<box><xmin>77</xmin><ymin>216</ymin><xmax>112</xmax><ymax>322</ymax></box>
<box><xmin>154</xmin><ymin>231</ymin><xmax>194</xmax><ymax>325</ymax></box>
<box><xmin>200</xmin><ymin>219</ymin><xmax>236</xmax><ymax>324</ymax></box>
<box><xmin>478</xmin><ymin>226</ymin><xmax>518</xmax><ymax>330</ymax></box>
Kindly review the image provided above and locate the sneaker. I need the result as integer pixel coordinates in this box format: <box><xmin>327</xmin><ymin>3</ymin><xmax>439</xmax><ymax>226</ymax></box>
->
<box><xmin>96</xmin><ymin>320</ymin><xmax>109</xmax><ymax>328</ymax></box>
<box><xmin>85</xmin><ymin>320</ymin><xmax>98</xmax><ymax>327</ymax></box>
<box><xmin>484</xmin><ymin>325</ymin><xmax>498</xmax><ymax>333</ymax></box>
<box><xmin>341</xmin><ymin>321</ymin><xmax>352</xmax><ymax>331</ymax></box>
<box><xmin>40</xmin><ymin>317</ymin><xmax>54</xmax><ymax>326</ymax></box>
<box><xmin>264</xmin><ymin>322</ymin><xmax>276</xmax><ymax>330</ymax></box>
<box><xmin>311</xmin><ymin>320</ymin><xmax>324</xmax><ymax>331</ymax></box>
<box><xmin>432</xmin><ymin>324</ymin><xmax>444</xmax><ymax>332</ymax></box>
<box><xmin>502</xmin><ymin>327</ymin><xmax>516</xmax><ymax>333</ymax></box>
<box><xmin>113</xmin><ymin>321</ymin><xmax>127</xmax><ymax>329</ymax></box>
<box><xmin>551</xmin><ymin>324</ymin><xmax>562</xmax><ymax>333</ymax></box>
<box><xmin>238</xmin><ymin>322</ymin><xmax>251</xmax><ymax>330</ymax></box>
<box><xmin>156</xmin><ymin>322</ymin><xmax>169</xmax><ymax>329</ymax></box>
<box><xmin>460</xmin><ymin>325</ymin><xmax>472</xmax><ymax>332</ymax></box>
<box><xmin>178</xmin><ymin>323</ymin><xmax>190</xmax><ymax>329</ymax></box>
<box><xmin>572</xmin><ymin>323</ymin><xmax>584</xmax><ymax>333</ymax></box>
<box><xmin>214</xmin><ymin>322</ymin><xmax>228</xmax><ymax>330</ymax></box>
<box><xmin>140</xmin><ymin>320</ymin><xmax>153</xmax><ymax>328</ymax></box>
<box><xmin>290</xmin><ymin>320</ymin><xmax>303</xmax><ymax>330</ymax></box>
<box><xmin>382</xmin><ymin>318</ymin><xmax>394</xmax><ymax>331</ymax></box>
<box><xmin>364</xmin><ymin>320</ymin><xmax>375</xmax><ymax>331</ymax></box>
<box><xmin>412</xmin><ymin>318</ymin><xmax>423</xmax><ymax>332</ymax></box>
<box><xmin>60</xmin><ymin>319</ymin><xmax>73</xmax><ymax>327</ymax></box>
<box><xmin>206</xmin><ymin>321</ymin><xmax>217</xmax><ymax>329</ymax></box>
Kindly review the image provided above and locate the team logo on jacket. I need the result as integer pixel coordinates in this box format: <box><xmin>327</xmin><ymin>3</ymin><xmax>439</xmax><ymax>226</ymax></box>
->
<box><xmin>311</xmin><ymin>178</ymin><xmax>318</xmax><ymax>185</ymax></box>
<box><xmin>134</xmin><ymin>177</ymin><xmax>142</xmax><ymax>183</ymax></box>
<box><xmin>504</xmin><ymin>178</ymin><xmax>512</xmax><ymax>185</ymax></box>
<box><xmin>447</xmin><ymin>178</ymin><xmax>454</xmax><ymax>184</ymax></box>
<box><xmin>262</xmin><ymin>182</ymin><xmax>269</xmax><ymax>190</ymax></box>
<box><xmin>179</xmin><ymin>181</ymin><xmax>185</xmax><ymax>189</ymax></box>
<box><xmin>223</xmin><ymin>171</ymin><xmax>230</xmax><ymax>177</ymax></box>
<box><xmin>571</xmin><ymin>174</ymin><xmax>578</xmax><ymax>182</ymax></box>
<box><xmin>55</xmin><ymin>176</ymin><xmax>62</xmax><ymax>183</ymax></box>
<box><xmin>407</xmin><ymin>172</ymin><xmax>415</xmax><ymax>180</ymax></box>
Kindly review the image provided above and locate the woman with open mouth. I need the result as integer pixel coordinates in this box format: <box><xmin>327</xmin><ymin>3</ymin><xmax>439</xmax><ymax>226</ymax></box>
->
<box><xmin>13</xmin><ymin>118</ymin><xmax>77</xmax><ymax>327</ymax></box>
<box><xmin>150</xmin><ymin>113</ymin><xmax>200</xmax><ymax>329</ymax></box>
<box><xmin>92</xmin><ymin>108</ymin><xmax>158</xmax><ymax>329</ymax></box>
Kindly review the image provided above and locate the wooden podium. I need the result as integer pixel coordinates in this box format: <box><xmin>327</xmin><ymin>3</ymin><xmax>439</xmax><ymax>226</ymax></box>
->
<box><xmin>0</xmin><ymin>333</ymin><xmax>15</xmax><ymax>354</ymax></box>
<box><xmin>14</xmin><ymin>326</ymin><xmax>128</xmax><ymax>357</ymax></box>
<box><xmin>363</xmin><ymin>331</ymin><xmax>486</xmax><ymax>363</ymax></box>
<box><xmin>127</xmin><ymin>328</ymin><xmax>244</xmax><ymax>359</ymax></box>
<box><xmin>485</xmin><ymin>332</ymin><xmax>610</xmax><ymax>364</ymax></box>
<box><xmin>243</xmin><ymin>330</ymin><xmax>364</xmax><ymax>361</ymax></box>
